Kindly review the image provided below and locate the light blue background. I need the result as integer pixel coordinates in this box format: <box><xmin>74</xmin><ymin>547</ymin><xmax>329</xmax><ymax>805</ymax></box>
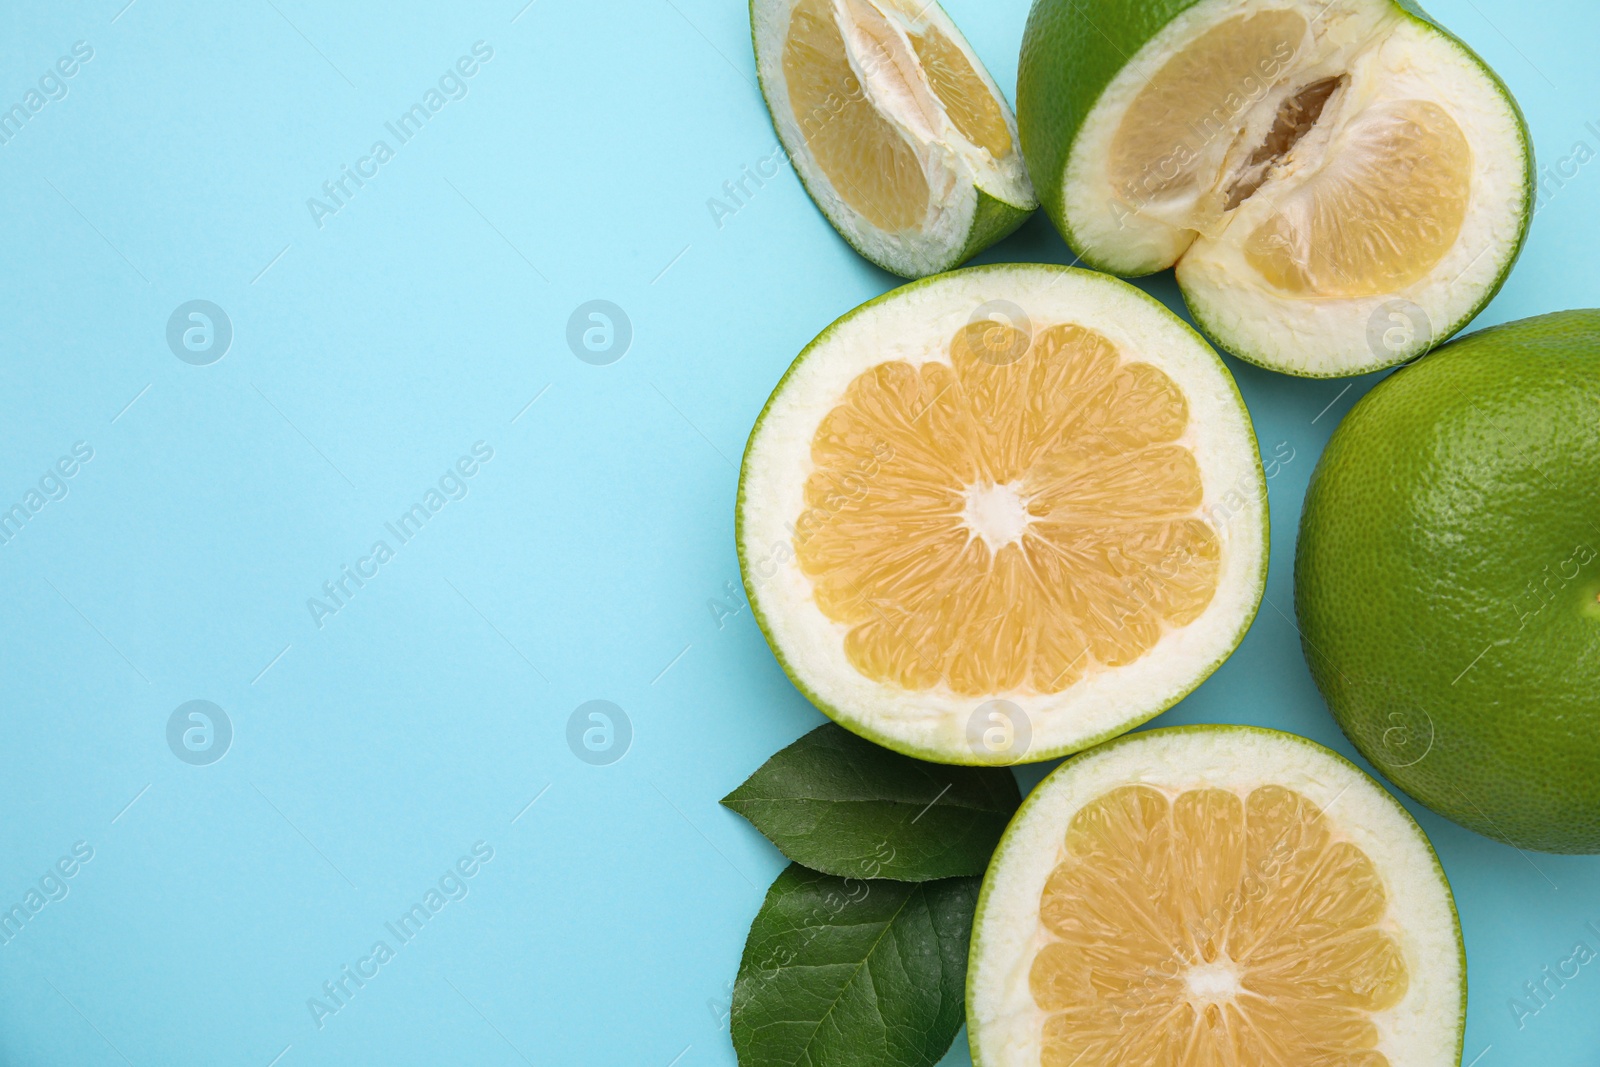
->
<box><xmin>0</xmin><ymin>0</ymin><xmax>1595</xmax><ymax>1063</ymax></box>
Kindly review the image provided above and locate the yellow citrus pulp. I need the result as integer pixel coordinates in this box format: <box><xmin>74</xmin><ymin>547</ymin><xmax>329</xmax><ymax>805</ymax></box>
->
<box><xmin>793</xmin><ymin>320</ymin><xmax>1221</xmax><ymax>697</ymax></box>
<box><xmin>1243</xmin><ymin>101</ymin><xmax>1472</xmax><ymax>298</ymax></box>
<box><xmin>1109</xmin><ymin>9</ymin><xmax>1311</xmax><ymax>206</ymax></box>
<box><xmin>1107</xmin><ymin>10</ymin><xmax>1474</xmax><ymax>298</ymax></box>
<box><xmin>781</xmin><ymin>0</ymin><xmax>1014</xmax><ymax>232</ymax></box>
<box><xmin>1031</xmin><ymin>784</ymin><xmax>1408</xmax><ymax>1065</ymax></box>
<box><xmin>906</xmin><ymin>20</ymin><xmax>1013</xmax><ymax>159</ymax></box>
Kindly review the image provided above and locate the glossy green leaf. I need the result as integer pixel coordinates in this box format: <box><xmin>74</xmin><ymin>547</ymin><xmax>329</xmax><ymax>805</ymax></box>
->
<box><xmin>722</xmin><ymin>724</ymin><xmax>1021</xmax><ymax>880</ymax></box>
<box><xmin>732</xmin><ymin>863</ymin><xmax>978</xmax><ymax>1067</ymax></box>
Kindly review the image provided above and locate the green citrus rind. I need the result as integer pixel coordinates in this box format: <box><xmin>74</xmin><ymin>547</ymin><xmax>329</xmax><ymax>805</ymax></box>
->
<box><xmin>1016</xmin><ymin>0</ymin><xmax>1203</xmax><ymax>275</ymax></box>
<box><xmin>1297</xmin><ymin>309</ymin><xmax>1600</xmax><ymax>853</ymax></box>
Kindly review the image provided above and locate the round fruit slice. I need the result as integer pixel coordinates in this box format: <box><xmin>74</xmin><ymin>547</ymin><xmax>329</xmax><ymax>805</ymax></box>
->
<box><xmin>737</xmin><ymin>265</ymin><xmax>1267</xmax><ymax>765</ymax></box>
<box><xmin>1298</xmin><ymin>309</ymin><xmax>1600</xmax><ymax>854</ymax></box>
<box><xmin>968</xmin><ymin>726</ymin><xmax>1464</xmax><ymax>1067</ymax></box>
<box><xmin>752</xmin><ymin>0</ymin><xmax>1037</xmax><ymax>279</ymax></box>
<box><xmin>1017</xmin><ymin>0</ymin><xmax>1533</xmax><ymax>377</ymax></box>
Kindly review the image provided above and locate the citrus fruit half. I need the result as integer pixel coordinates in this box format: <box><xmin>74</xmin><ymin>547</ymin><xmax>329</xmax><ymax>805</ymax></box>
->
<box><xmin>1017</xmin><ymin>0</ymin><xmax>1533</xmax><ymax>377</ymax></box>
<box><xmin>1298</xmin><ymin>309</ymin><xmax>1600</xmax><ymax>854</ymax></box>
<box><xmin>968</xmin><ymin>726</ymin><xmax>1465</xmax><ymax>1067</ymax></box>
<box><xmin>737</xmin><ymin>265</ymin><xmax>1267</xmax><ymax>765</ymax></box>
<box><xmin>752</xmin><ymin>0</ymin><xmax>1037</xmax><ymax>279</ymax></box>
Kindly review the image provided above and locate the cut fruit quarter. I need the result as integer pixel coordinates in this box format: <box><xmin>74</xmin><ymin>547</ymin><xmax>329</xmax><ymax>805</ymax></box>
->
<box><xmin>968</xmin><ymin>726</ymin><xmax>1465</xmax><ymax>1067</ymax></box>
<box><xmin>737</xmin><ymin>265</ymin><xmax>1267</xmax><ymax>765</ymax></box>
<box><xmin>751</xmin><ymin>0</ymin><xmax>1037</xmax><ymax>279</ymax></box>
<box><xmin>1017</xmin><ymin>0</ymin><xmax>1534</xmax><ymax>377</ymax></box>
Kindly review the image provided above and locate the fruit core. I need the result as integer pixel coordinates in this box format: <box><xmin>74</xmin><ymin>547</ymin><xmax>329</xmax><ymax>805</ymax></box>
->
<box><xmin>793</xmin><ymin>321</ymin><xmax>1221</xmax><ymax>696</ymax></box>
<box><xmin>962</xmin><ymin>481</ymin><xmax>1032</xmax><ymax>550</ymax></box>
<box><xmin>1183</xmin><ymin>959</ymin><xmax>1243</xmax><ymax>1001</ymax></box>
<box><xmin>1223</xmin><ymin>74</ymin><xmax>1345</xmax><ymax>211</ymax></box>
<box><xmin>1107</xmin><ymin>8</ymin><xmax>1473</xmax><ymax>298</ymax></box>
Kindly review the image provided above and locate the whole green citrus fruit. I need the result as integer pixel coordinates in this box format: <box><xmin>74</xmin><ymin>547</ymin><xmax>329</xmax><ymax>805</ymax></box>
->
<box><xmin>1297</xmin><ymin>309</ymin><xmax>1600</xmax><ymax>854</ymax></box>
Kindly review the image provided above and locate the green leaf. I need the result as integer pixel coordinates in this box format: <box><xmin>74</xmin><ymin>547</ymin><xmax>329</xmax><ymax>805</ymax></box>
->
<box><xmin>722</xmin><ymin>724</ymin><xmax>1021</xmax><ymax>880</ymax></box>
<box><xmin>732</xmin><ymin>863</ymin><xmax>978</xmax><ymax>1067</ymax></box>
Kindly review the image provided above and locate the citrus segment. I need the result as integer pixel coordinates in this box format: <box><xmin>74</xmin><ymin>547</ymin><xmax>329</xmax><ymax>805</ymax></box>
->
<box><xmin>782</xmin><ymin>0</ymin><xmax>929</xmax><ymax>231</ymax></box>
<box><xmin>908</xmin><ymin>24</ymin><xmax>1014</xmax><ymax>158</ymax></box>
<box><xmin>1245</xmin><ymin>100</ymin><xmax>1473</xmax><ymax>297</ymax></box>
<box><xmin>793</xmin><ymin>320</ymin><xmax>1219</xmax><ymax>698</ymax></box>
<box><xmin>755</xmin><ymin>0</ymin><xmax>1036</xmax><ymax>277</ymax></box>
<box><xmin>1109</xmin><ymin>10</ymin><xmax>1309</xmax><ymax>207</ymax></box>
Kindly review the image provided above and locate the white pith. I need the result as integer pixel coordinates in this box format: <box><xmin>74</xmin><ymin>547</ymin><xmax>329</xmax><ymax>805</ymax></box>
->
<box><xmin>968</xmin><ymin>728</ymin><xmax>1463</xmax><ymax>1067</ymax></box>
<box><xmin>1059</xmin><ymin>0</ymin><xmax>1529</xmax><ymax>375</ymax></box>
<box><xmin>738</xmin><ymin>267</ymin><xmax>1267</xmax><ymax>763</ymax></box>
<box><xmin>962</xmin><ymin>480</ymin><xmax>1032</xmax><ymax>551</ymax></box>
<box><xmin>752</xmin><ymin>0</ymin><xmax>1036</xmax><ymax>277</ymax></box>
<box><xmin>1184</xmin><ymin>959</ymin><xmax>1243</xmax><ymax>1001</ymax></box>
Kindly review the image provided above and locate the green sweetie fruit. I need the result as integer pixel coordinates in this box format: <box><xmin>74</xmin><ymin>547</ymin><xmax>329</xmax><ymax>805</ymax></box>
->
<box><xmin>737</xmin><ymin>264</ymin><xmax>1266</xmax><ymax>765</ymax></box>
<box><xmin>751</xmin><ymin>0</ymin><xmax>1036</xmax><ymax>278</ymax></box>
<box><xmin>1017</xmin><ymin>0</ymin><xmax>1534</xmax><ymax>377</ymax></box>
<box><xmin>1298</xmin><ymin>309</ymin><xmax>1600</xmax><ymax>854</ymax></box>
<box><xmin>967</xmin><ymin>726</ymin><xmax>1464</xmax><ymax>1066</ymax></box>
